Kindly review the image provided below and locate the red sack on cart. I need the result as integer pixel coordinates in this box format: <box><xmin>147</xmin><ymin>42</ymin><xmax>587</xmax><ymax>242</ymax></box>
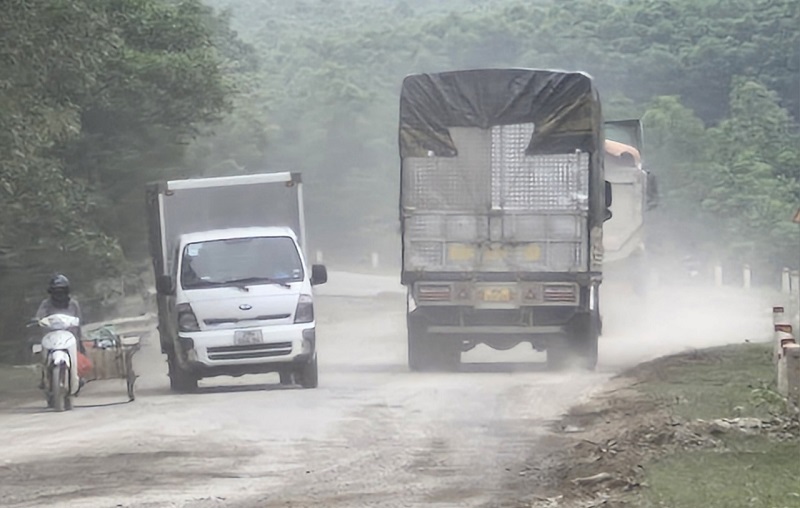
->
<box><xmin>77</xmin><ymin>351</ymin><xmax>93</xmax><ymax>378</ymax></box>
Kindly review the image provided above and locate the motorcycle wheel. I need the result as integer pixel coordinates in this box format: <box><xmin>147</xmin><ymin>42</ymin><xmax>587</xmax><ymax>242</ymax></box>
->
<box><xmin>51</xmin><ymin>364</ymin><xmax>68</xmax><ymax>412</ymax></box>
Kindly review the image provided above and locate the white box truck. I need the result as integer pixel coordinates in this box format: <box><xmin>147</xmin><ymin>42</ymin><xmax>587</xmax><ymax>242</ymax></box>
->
<box><xmin>146</xmin><ymin>172</ymin><xmax>327</xmax><ymax>392</ymax></box>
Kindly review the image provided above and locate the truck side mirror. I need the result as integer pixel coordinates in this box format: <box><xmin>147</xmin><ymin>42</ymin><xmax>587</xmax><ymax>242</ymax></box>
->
<box><xmin>311</xmin><ymin>264</ymin><xmax>328</xmax><ymax>286</ymax></box>
<box><xmin>605</xmin><ymin>180</ymin><xmax>613</xmax><ymax>208</ymax></box>
<box><xmin>156</xmin><ymin>274</ymin><xmax>175</xmax><ymax>295</ymax></box>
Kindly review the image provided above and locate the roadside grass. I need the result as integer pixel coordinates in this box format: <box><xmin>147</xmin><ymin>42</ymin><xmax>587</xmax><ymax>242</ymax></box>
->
<box><xmin>631</xmin><ymin>343</ymin><xmax>800</xmax><ymax>508</ymax></box>
<box><xmin>640</xmin><ymin>436</ymin><xmax>800</xmax><ymax>508</ymax></box>
<box><xmin>632</xmin><ymin>343</ymin><xmax>780</xmax><ymax>421</ymax></box>
<box><xmin>0</xmin><ymin>364</ymin><xmax>38</xmax><ymax>405</ymax></box>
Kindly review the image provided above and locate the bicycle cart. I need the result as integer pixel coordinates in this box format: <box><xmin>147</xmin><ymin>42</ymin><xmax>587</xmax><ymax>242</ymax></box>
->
<box><xmin>83</xmin><ymin>325</ymin><xmax>141</xmax><ymax>401</ymax></box>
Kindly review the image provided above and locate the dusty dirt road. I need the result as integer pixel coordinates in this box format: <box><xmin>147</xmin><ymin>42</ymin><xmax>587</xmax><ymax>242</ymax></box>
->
<box><xmin>0</xmin><ymin>273</ymin><xmax>771</xmax><ymax>508</ymax></box>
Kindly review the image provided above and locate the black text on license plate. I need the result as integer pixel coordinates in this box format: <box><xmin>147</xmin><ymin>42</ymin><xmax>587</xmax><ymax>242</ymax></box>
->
<box><xmin>482</xmin><ymin>288</ymin><xmax>512</xmax><ymax>302</ymax></box>
<box><xmin>234</xmin><ymin>330</ymin><xmax>263</xmax><ymax>345</ymax></box>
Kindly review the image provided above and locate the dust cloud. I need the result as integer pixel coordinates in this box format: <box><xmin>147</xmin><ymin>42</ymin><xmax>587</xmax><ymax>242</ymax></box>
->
<box><xmin>599</xmin><ymin>264</ymin><xmax>774</xmax><ymax>372</ymax></box>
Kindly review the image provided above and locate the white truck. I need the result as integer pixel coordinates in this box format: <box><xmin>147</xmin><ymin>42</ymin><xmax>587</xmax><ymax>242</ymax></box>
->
<box><xmin>145</xmin><ymin>172</ymin><xmax>327</xmax><ymax>392</ymax></box>
<box><xmin>602</xmin><ymin>120</ymin><xmax>658</xmax><ymax>295</ymax></box>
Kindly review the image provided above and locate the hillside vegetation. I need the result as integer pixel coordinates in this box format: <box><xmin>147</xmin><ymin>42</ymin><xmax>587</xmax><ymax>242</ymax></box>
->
<box><xmin>1</xmin><ymin>0</ymin><xmax>798</xmax><ymax>360</ymax></box>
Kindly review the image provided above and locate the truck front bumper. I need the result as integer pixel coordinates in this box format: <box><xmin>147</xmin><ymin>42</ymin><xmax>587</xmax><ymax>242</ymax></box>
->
<box><xmin>175</xmin><ymin>325</ymin><xmax>315</xmax><ymax>375</ymax></box>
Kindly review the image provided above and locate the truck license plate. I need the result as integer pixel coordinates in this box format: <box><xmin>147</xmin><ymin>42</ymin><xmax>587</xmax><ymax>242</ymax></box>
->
<box><xmin>234</xmin><ymin>330</ymin><xmax>263</xmax><ymax>345</ymax></box>
<box><xmin>481</xmin><ymin>288</ymin><xmax>512</xmax><ymax>302</ymax></box>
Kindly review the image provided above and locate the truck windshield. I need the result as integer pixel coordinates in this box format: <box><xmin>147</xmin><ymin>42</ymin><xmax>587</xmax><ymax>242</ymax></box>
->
<box><xmin>180</xmin><ymin>236</ymin><xmax>304</xmax><ymax>289</ymax></box>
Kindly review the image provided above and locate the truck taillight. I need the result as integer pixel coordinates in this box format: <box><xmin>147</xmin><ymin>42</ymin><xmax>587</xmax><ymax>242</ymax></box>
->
<box><xmin>177</xmin><ymin>303</ymin><xmax>200</xmax><ymax>332</ymax></box>
<box><xmin>543</xmin><ymin>284</ymin><xmax>577</xmax><ymax>303</ymax></box>
<box><xmin>417</xmin><ymin>284</ymin><xmax>452</xmax><ymax>302</ymax></box>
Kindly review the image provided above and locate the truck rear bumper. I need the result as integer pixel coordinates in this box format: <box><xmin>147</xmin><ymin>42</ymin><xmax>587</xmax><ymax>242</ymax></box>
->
<box><xmin>427</xmin><ymin>325</ymin><xmax>563</xmax><ymax>335</ymax></box>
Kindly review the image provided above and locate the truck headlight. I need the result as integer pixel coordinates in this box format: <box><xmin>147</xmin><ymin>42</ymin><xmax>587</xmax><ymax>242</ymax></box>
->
<box><xmin>294</xmin><ymin>295</ymin><xmax>314</xmax><ymax>324</ymax></box>
<box><xmin>177</xmin><ymin>303</ymin><xmax>200</xmax><ymax>332</ymax></box>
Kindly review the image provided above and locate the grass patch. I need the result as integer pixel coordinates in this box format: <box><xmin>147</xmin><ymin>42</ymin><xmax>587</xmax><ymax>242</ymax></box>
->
<box><xmin>0</xmin><ymin>364</ymin><xmax>38</xmax><ymax>405</ymax></box>
<box><xmin>633</xmin><ymin>343</ymin><xmax>780</xmax><ymax>421</ymax></box>
<box><xmin>630</xmin><ymin>343</ymin><xmax>800</xmax><ymax>507</ymax></box>
<box><xmin>640</xmin><ymin>435</ymin><xmax>800</xmax><ymax>508</ymax></box>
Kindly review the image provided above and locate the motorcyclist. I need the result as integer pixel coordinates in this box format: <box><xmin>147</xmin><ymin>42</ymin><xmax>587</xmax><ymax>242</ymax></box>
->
<box><xmin>35</xmin><ymin>274</ymin><xmax>87</xmax><ymax>389</ymax></box>
<box><xmin>36</xmin><ymin>274</ymin><xmax>84</xmax><ymax>348</ymax></box>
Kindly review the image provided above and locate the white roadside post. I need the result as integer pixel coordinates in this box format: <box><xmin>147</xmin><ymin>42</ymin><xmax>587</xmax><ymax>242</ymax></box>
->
<box><xmin>774</xmin><ymin>310</ymin><xmax>796</xmax><ymax>396</ymax></box>
<box><xmin>714</xmin><ymin>264</ymin><xmax>723</xmax><ymax>287</ymax></box>
<box><xmin>774</xmin><ymin>306</ymin><xmax>787</xmax><ymax>364</ymax></box>
<box><xmin>743</xmin><ymin>264</ymin><xmax>751</xmax><ymax>290</ymax></box>
<box><xmin>371</xmin><ymin>252</ymin><xmax>380</xmax><ymax>270</ymax></box>
<box><xmin>785</xmin><ymin>344</ymin><xmax>800</xmax><ymax>412</ymax></box>
<box><xmin>316</xmin><ymin>250</ymin><xmax>324</xmax><ymax>264</ymax></box>
<box><xmin>782</xmin><ymin>268</ymin><xmax>791</xmax><ymax>294</ymax></box>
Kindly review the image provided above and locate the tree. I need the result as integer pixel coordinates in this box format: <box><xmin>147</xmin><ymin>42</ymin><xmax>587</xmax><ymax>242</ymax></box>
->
<box><xmin>0</xmin><ymin>0</ymin><xmax>236</xmax><ymax>362</ymax></box>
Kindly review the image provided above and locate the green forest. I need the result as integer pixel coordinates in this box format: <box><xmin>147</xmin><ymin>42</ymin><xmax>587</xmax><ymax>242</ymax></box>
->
<box><xmin>1</xmin><ymin>0</ymin><xmax>799</xmax><ymax>359</ymax></box>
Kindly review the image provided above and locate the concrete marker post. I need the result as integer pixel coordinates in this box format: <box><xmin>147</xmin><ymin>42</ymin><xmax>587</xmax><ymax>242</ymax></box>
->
<box><xmin>784</xmin><ymin>344</ymin><xmax>800</xmax><ymax>411</ymax></box>
<box><xmin>773</xmin><ymin>306</ymin><xmax>786</xmax><ymax>364</ymax></box>
<box><xmin>371</xmin><ymin>252</ymin><xmax>379</xmax><ymax>270</ymax></box>
<box><xmin>743</xmin><ymin>264</ymin><xmax>751</xmax><ymax>290</ymax></box>
<box><xmin>782</xmin><ymin>268</ymin><xmax>791</xmax><ymax>294</ymax></box>
<box><xmin>714</xmin><ymin>265</ymin><xmax>723</xmax><ymax>287</ymax></box>
<box><xmin>775</xmin><ymin>317</ymin><xmax>795</xmax><ymax>393</ymax></box>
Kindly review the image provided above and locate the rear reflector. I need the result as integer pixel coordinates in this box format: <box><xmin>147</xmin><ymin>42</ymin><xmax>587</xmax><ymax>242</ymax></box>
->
<box><xmin>543</xmin><ymin>284</ymin><xmax>577</xmax><ymax>303</ymax></box>
<box><xmin>417</xmin><ymin>285</ymin><xmax>452</xmax><ymax>302</ymax></box>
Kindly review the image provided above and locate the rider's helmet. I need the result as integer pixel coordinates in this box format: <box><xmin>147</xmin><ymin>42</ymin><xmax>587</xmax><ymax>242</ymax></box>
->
<box><xmin>48</xmin><ymin>274</ymin><xmax>71</xmax><ymax>306</ymax></box>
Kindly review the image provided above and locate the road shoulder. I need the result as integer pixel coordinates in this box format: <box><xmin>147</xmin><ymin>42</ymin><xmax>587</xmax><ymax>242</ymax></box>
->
<box><xmin>520</xmin><ymin>343</ymin><xmax>800</xmax><ymax>508</ymax></box>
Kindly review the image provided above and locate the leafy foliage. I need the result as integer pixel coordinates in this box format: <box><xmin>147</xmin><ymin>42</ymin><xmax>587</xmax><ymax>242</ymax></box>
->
<box><xmin>1</xmin><ymin>0</ymin><xmax>798</xmax><ymax>360</ymax></box>
<box><xmin>200</xmin><ymin>0</ymin><xmax>799</xmax><ymax>263</ymax></box>
<box><xmin>0</xmin><ymin>0</ymin><xmax>233</xmax><ymax>361</ymax></box>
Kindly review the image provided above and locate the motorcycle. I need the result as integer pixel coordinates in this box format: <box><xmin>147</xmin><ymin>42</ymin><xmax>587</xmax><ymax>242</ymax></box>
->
<box><xmin>30</xmin><ymin>314</ymin><xmax>81</xmax><ymax>412</ymax></box>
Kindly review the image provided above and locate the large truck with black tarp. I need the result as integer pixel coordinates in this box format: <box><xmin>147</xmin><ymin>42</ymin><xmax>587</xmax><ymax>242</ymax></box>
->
<box><xmin>398</xmin><ymin>68</ymin><xmax>611</xmax><ymax>371</ymax></box>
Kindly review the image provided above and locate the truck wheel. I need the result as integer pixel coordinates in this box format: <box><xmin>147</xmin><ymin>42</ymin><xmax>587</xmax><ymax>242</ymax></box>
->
<box><xmin>297</xmin><ymin>355</ymin><xmax>318</xmax><ymax>389</ymax></box>
<box><xmin>407</xmin><ymin>316</ymin><xmax>460</xmax><ymax>372</ymax></box>
<box><xmin>279</xmin><ymin>371</ymin><xmax>294</xmax><ymax>385</ymax></box>
<box><xmin>546</xmin><ymin>345</ymin><xmax>570</xmax><ymax>371</ymax></box>
<box><xmin>570</xmin><ymin>314</ymin><xmax>599</xmax><ymax>371</ymax></box>
<box><xmin>168</xmin><ymin>355</ymin><xmax>198</xmax><ymax>393</ymax></box>
<box><xmin>573</xmin><ymin>331</ymin><xmax>599</xmax><ymax>370</ymax></box>
<box><xmin>548</xmin><ymin>316</ymin><xmax>600</xmax><ymax>371</ymax></box>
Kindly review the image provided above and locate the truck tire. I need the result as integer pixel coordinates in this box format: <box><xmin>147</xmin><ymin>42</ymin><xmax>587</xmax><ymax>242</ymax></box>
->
<box><xmin>279</xmin><ymin>370</ymin><xmax>294</xmax><ymax>385</ymax></box>
<box><xmin>547</xmin><ymin>315</ymin><xmax>599</xmax><ymax>371</ymax></box>
<box><xmin>168</xmin><ymin>354</ymin><xmax>198</xmax><ymax>393</ymax></box>
<box><xmin>570</xmin><ymin>313</ymin><xmax>599</xmax><ymax>370</ymax></box>
<box><xmin>546</xmin><ymin>345</ymin><xmax>570</xmax><ymax>371</ymax></box>
<box><xmin>297</xmin><ymin>355</ymin><xmax>318</xmax><ymax>389</ymax></box>
<box><xmin>407</xmin><ymin>314</ymin><xmax>460</xmax><ymax>372</ymax></box>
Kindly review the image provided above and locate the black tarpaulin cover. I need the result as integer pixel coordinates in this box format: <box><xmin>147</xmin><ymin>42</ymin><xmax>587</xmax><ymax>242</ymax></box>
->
<box><xmin>399</xmin><ymin>68</ymin><xmax>602</xmax><ymax>159</ymax></box>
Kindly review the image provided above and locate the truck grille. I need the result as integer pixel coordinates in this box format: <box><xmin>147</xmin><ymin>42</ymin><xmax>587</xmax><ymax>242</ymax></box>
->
<box><xmin>207</xmin><ymin>342</ymin><xmax>292</xmax><ymax>361</ymax></box>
